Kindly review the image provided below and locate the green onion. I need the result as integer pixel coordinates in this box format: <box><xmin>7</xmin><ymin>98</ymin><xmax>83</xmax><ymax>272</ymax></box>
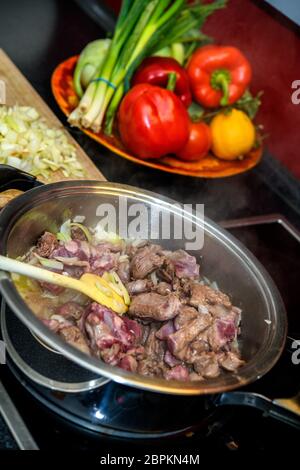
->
<box><xmin>69</xmin><ymin>0</ymin><xmax>226</xmax><ymax>134</ymax></box>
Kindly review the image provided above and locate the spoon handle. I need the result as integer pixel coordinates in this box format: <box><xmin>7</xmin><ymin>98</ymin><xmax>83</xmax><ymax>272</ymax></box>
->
<box><xmin>0</xmin><ymin>255</ymin><xmax>80</xmax><ymax>291</ymax></box>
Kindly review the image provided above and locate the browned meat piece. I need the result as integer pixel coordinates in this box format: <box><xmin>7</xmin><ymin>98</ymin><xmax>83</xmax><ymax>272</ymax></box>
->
<box><xmin>155</xmin><ymin>282</ymin><xmax>172</xmax><ymax>295</ymax></box>
<box><xmin>218</xmin><ymin>351</ymin><xmax>245</xmax><ymax>372</ymax></box>
<box><xmin>35</xmin><ymin>232</ymin><xmax>58</xmax><ymax>258</ymax></box>
<box><xmin>164</xmin><ymin>365</ymin><xmax>189</xmax><ymax>381</ymax></box>
<box><xmin>189</xmin><ymin>372</ymin><xmax>204</xmax><ymax>381</ymax></box>
<box><xmin>167</xmin><ymin>250</ymin><xmax>200</xmax><ymax>279</ymax></box>
<box><xmin>193</xmin><ymin>353</ymin><xmax>220</xmax><ymax>378</ymax></box>
<box><xmin>59</xmin><ymin>326</ymin><xmax>90</xmax><ymax>355</ymax></box>
<box><xmin>57</xmin><ymin>301</ymin><xmax>85</xmax><ymax>320</ymax></box>
<box><xmin>119</xmin><ymin>355</ymin><xmax>138</xmax><ymax>372</ymax></box>
<box><xmin>131</xmin><ymin>245</ymin><xmax>164</xmax><ymax>279</ymax></box>
<box><xmin>167</xmin><ymin>315</ymin><xmax>212</xmax><ymax>357</ymax></box>
<box><xmin>157</xmin><ymin>268</ymin><xmax>173</xmax><ymax>283</ymax></box>
<box><xmin>175</xmin><ymin>336</ymin><xmax>210</xmax><ymax>363</ymax></box>
<box><xmin>208</xmin><ymin>303</ymin><xmax>233</xmax><ymax>318</ymax></box>
<box><xmin>71</xmin><ymin>226</ymin><xmax>87</xmax><ymax>241</ymax></box>
<box><xmin>207</xmin><ymin>317</ymin><xmax>238</xmax><ymax>351</ymax></box>
<box><xmin>189</xmin><ymin>283</ymin><xmax>231</xmax><ymax>309</ymax></box>
<box><xmin>100</xmin><ymin>344</ymin><xmax>121</xmax><ymax>365</ymax></box>
<box><xmin>137</xmin><ymin>325</ymin><xmax>166</xmax><ymax>377</ymax></box>
<box><xmin>127</xmin><ymin>279</ymin><xmax>151</xmax><ymax>295</ymax></box>
<box><xmin>140</xmin><ymin>323</ymin><xmax>151</xmax><ymax>345</ymax></box>
<box><xmin>129</xmin><ymin>293</ymin><xmax>181</xmax><ymax>321</ymax></box>
<box><xmin>174</xmin><ymin>305</ymin><xmax>199</xmax><ymax>330</ymax></box>
<box><xmin>117</xmin><ymin>260</ymin><xmax>130</xmax><ymax>283</ymax></box>
<box><xmin>164</xmin><ymin>350</ymin><xmax>181</xmax><ymax>367</ymax></box>
<box><xmin>156</xmin><ymin>320</ymin><xmax>175</xmax><ymax>340</ymax></box>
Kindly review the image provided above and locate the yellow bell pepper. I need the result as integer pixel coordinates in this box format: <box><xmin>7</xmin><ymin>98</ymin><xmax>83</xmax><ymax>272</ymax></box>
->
<box><xmin>210</xmin><ymin>109</ymin><xmax>256</xmax><ymax>160</ymax></box>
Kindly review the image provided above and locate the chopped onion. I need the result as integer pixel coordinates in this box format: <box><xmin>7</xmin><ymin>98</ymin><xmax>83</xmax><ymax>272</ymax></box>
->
<box><xmin>93</xmin><ymin>223</ymin><xmax>121</xmax><ymax>244</ymax></box>
<box><xmin>73</xmin><ymin>215</ymin><xmax>86</xmax><ymax>223</ymax></box>
<box><xmin>54</xmin><ymin>256</ymin><xmax>89</xmax><ymax>267</ymax></box>
<box><xmin>57</xmin><ymin>219</ymin><xmax>72</xmax><ymax>242</ymax></box>
<box><xmin>0</xmin><ymin>105</ymin><xmax>85</xmax><ymax>179</ymax></box>
<box><xmin>119</xmin><ymin>254</ymin><xmax>129</xmax><ymax>263</ymax></box>
<box><xmin>34</xmin><ymin>254</ymin><xmax>64</xmax><ymax>270</ymax></box>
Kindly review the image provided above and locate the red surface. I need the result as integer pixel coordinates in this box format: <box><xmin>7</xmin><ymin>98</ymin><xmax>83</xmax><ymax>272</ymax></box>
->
<box><xmin>105</xmin><ymin>0</ymin><xmax>300</xmax><ymax>178</ymax></box>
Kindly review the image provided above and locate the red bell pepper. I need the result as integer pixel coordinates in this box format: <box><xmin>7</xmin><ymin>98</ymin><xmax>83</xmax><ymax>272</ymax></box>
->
<box><xmin>132</xmin><ymin>57</ymin><xmax>192</xmax><ymax>107</ymax></box>
<box><xmin>187</xmin><ymin>45</ymin><xmax>252</xmax><ymax>108</ymax></box>
<box><xmin>118</xmin><ymin>84</ymin><xmax>189</xmax><ymax>159</ymax></box>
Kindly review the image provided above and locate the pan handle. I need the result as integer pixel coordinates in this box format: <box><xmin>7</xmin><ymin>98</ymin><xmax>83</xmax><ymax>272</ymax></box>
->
<box><xmin>0</xmin><ymin>165</ymin><xmax>42</xmax><ymax>210</ymax></box>
<box><xmin>0</xmin><ymin>165</ymin><xmax>40</xmax><ymax>191</ymax></box>
<box><xmin>216</xmin><ymin>336</ymin><xmax>300</xmax><ymax>429</ymax></box>
<box><xmin>216</xmin><ymin>391</ymin><xmax>300</xmax><ymax>429</ymax></box>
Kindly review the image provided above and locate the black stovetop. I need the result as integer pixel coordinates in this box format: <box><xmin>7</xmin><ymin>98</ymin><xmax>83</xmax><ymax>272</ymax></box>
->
<box><xmin>0</xmin><ymin>216</ymin><xmax>299</xmax><ymax>454</ymax></box>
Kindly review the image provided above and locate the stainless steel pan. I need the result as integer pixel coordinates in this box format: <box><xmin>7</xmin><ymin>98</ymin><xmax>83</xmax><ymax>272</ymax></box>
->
<box><xmin>0</xmin><ymin>174</ymin><xmax>287</xmax><ymax>396</ymax></box>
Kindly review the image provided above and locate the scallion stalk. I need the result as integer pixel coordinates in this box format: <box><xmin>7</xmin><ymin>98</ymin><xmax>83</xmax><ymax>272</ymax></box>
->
<box><xmin>69</xmin><ymin>0</ymin><xmax>227</xmax><ymax>133</ymax></box>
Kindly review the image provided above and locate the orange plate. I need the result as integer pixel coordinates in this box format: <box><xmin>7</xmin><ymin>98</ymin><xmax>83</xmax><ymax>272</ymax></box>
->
<box><xmin>51</xmin><ymin>56</ymin><xmax>263</xmax><ymax>178</ymax></box>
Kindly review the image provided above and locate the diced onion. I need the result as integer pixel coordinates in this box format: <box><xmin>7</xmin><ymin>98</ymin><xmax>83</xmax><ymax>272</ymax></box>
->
<box><xmin>34</xmin><ymin>254</ymin><xmax>64</xmax><ymax>270</ymax></box>
<box><xmin>0</xmin><ymin>105</ymin><xmax>85</xmax><ymax>179</ymax></box>
<box><xmin>73</xmin><ymin>215</ymin><xmax>86</xmax><ymax>223</ymax></box>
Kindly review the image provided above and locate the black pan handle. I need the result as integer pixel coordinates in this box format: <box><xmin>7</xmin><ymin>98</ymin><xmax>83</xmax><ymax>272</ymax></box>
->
<box><xmin>216</xmin><ymin>335</ymin><xmax>300</xmax><ymax>430</ymax></box>
<box><xmin>216</xmin><ymin>391</ymin><xmax>300</xmax><ymax>430</ymax></box>
<box><xmin>0</xmin><ymin>165</ymin><xmax>42</xmax><ymax>191</ymax></box>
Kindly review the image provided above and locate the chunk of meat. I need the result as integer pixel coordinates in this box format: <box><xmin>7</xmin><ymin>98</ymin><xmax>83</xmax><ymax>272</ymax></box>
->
<box><xmin>174</xmin><ymin>305</ymin><xmax>199</xmax><ymax>330</ymax></box>
<box><xmin>155</xmin><ymin>282</ymin><xmax>172</xmax><ymax>295</ymax></box>
<box><xmin>52</xmin><ymin>240</ymin><xmax>118</xmax><ymax>276</ymax></box>
<box><xmin>57</xmin><ymin>301</ymin><xmax>85</xmax><ymax>320</ymax></box>
<box><xmin>100</xmin><ymin>344</ymin><xmax>121</xmax><ymax>365</ymax></box>
<box><xmin>207</xmin><ymin>317</ymin><xmax>237</xmax><ymax>351</ymax></box>
<box><xmin>189</xmin><ymin>283</ymin><xmax>231</xmax><ymax>308</ymax></box>
<box><xmin>85</xmin><ymin>303</ymin><xmax>140</xmax><ymax>354</ymax></box>
<box><xmin>175</xmin><ymin>337</ymin><xmax>210</xmax><ymax>363</ymax></box>
<box><xmin>189</xmin><ymin>372</ymin><xmax>204</xmax><ymax>381</ymax></box>
<box><xmin>127</xmin><ymin>279</ymin><xmax>151</xmax><ymax>295</ymax></box>
<box><xmin>117</xmin><ymin>260</ymin><xmax>130</xmax><ymax>283</ymax></box>
<box><xmin>164</xmin><ymin>350</ymin><xmax>181</xmax><ymax>367</ymax></box>
<box><xmin>131</xmin><ymin>245</ymin><xmax>163</xmax><ymax>279</ymax></box>
<box><xmin>129</xmin><ymin>293</ymin><xmax>181</xmax><ymax>321</ymax></box>
<box><xmin>43</xmin><ymin>314</ymin><xmax>73</xmax><ymax>333</ymax></box>
<box><xmin>164</xmin><ymin>365</ymin><xmax>189</xmax><ymax>381</ymax></box>
<box><xmin>137</xmin><ymin>325</ymin><xmax>166</xmax><ymax>377</ymax></box>
<box><xmin>59</xmin><ymin>326</ymin><xmax>90</xmax><ymax>355</ymax></box>
<box><xmin>156</xmin><ymin>320</ymin><xmax>176</xmax><ymax>340</ymax></box>
<box><xmin>167</xmin><ymin>250</ymin><xmax>200</xmax><ymax>279</ymax></box>
<box><xmin>35</xmin><ymin>232</ymin><xmax>58</xmax><ymax>258</ymax></box>
<box><xmin>119</xmin><ymin>355</ymin><xmax>138</xmax><ymax>372</ymax></box>
<box><xmin>167</xmin><ymin>315</ymin><xmax>212</xmax><ymax>357</ymax></box>
<box><xmin>123</xmin><ymin>316</ymin><xmax>142</xmax><ymax>343</ymax></box>
<box><xmin>218</xmin><ymin>351</ymin><xmax>245</xmax><ymax>372</ymax></box>
<box><xmin>193</xmin><ymin>353</ymin><xmax>220</xmax><ymax>378</ymax></box>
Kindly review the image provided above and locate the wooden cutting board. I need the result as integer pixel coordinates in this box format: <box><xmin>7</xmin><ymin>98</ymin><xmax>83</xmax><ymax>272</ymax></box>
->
<box><xmin>0</xmin><ymin>48</ymin><xmax>106</xmax><ymax>183</ymax></box>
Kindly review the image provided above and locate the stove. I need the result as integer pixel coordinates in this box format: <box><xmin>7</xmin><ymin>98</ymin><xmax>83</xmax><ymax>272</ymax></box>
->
<box><xmin>0</xmin><ymin>214</ymin><xmax>299</xmax><ymax>454</ymax></box>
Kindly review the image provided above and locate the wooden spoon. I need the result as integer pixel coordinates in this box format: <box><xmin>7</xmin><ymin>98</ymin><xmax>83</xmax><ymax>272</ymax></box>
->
<box><xmin>0</xmin><ymin>255</ymin><xmax>127</xmax><ymax>314</ymax></box>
